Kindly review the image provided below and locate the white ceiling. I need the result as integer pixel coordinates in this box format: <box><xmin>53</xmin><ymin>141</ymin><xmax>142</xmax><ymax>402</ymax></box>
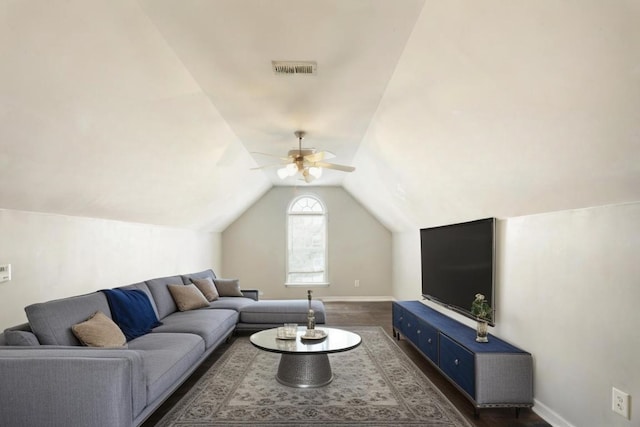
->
<box><xmin>1</xmin><ymin>1</ymin><xmax>639</xmax><ymax>232</ymax></box>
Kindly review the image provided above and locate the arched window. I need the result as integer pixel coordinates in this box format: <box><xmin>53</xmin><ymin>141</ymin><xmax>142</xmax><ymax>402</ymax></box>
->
<box><xmin>286</xmin><ymin>195</ymin><xmax>328</xmax><ymax>285</ymax></box>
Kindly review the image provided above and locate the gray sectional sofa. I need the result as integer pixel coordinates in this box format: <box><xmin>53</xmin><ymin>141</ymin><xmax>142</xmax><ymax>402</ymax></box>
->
<box><xmin>0</xmin><ymin>269</ymin><xmax>325</xmax><ymax>427</ymax></box>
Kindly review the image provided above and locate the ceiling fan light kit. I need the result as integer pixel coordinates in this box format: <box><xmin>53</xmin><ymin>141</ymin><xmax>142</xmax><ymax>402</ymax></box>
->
<box><xmin>253</xmin><ymin>131</ymin><xmax>355</xmax><ymax>184</ymax></box>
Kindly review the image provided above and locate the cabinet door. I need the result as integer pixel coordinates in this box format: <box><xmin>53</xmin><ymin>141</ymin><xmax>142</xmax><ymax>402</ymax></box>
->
<box><xmin>403</xmin><ymin>311</ymin><xmax>419</xmax><ymax>344</ymax></box>
<box><xmin>392</xmin><ymin>303</ymin><xmax>404</xmax><ymax>334</ymax></box>
<box><xmin>417</xmin><ymin>319</ymin><xmax>438</xmax><ymax>364</ymax></box>
<box><xmin>439</xmin><ymin>334</ymin><xmax>475</xmax><ymax>398</ymax></box>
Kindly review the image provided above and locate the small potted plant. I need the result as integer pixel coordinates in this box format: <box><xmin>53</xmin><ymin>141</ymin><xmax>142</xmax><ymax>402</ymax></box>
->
<box><xmin>470</xmin><ymin>293</ymin><xmax>493</xmax><ymax>342</ymax></box>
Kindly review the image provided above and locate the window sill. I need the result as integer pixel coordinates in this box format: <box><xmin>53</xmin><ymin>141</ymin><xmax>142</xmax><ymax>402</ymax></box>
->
<box><xmin>285</xmin><ymin>282</ymin><xmax>330</xmax><ymax>287</ymax></box>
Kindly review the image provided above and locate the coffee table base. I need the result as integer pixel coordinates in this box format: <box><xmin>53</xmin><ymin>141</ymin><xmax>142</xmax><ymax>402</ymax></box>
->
<box><xmin>276</xmin><ymin>353</ymin><xmax>333</xmax><ymax>388</ymax></box>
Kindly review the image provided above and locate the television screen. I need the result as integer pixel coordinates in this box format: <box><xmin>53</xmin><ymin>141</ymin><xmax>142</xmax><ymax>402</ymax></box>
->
<box><xmin>420</xmin><ymin>217</ymin><xmax>495</xmax><ymax>325</ymax></box>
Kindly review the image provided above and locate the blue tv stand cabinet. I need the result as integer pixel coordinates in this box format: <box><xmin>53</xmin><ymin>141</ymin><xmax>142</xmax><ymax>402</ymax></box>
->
<box><xmin>392</xmin><ymin>301</ymin><xmax>533</xmax><ymax>416</ymax></box>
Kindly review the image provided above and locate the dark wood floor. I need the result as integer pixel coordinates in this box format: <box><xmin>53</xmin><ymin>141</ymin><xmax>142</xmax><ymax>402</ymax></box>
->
<box><xmin>143</xmin><ymin>301</ymin><xmax>550</xmax><ymax>427</ymax></box>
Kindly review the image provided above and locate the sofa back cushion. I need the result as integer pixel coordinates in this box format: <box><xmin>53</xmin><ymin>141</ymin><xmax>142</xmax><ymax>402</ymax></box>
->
<box><xmin>144</xmin><ymin>275</ymin><xmax>185</xmax><ymax>319</ymax></box>
<box><xmin>1</xmin><ymin>323</ymin><xmax>39</xmax><ymax>346</ymax></box>
<box><xmin>181</xmin><ymin>269</ymin><xmax>216</xmax><ymax>285</ymax></box>
<box><xmin>4</xmin><ymin>330</ymin><xmax>40</xmax><ymax>346</ymax></box>
<box><xmin>25</xmin><ymin>292</ymin><xmax>112</xmax><ymax>345</ymax></box>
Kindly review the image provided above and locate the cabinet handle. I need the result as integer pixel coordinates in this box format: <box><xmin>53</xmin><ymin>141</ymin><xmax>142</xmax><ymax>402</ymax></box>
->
<box><xmin>427</xmin><ymin>338</ymin><xmax>432</xmax><ymax>344</ymax></box>
<box><xmin>454</xmin><ymin>359</ymin><xmax>459</xmax><ymax>366</ymax></box>
<box><xmin>407</xmin><ymin>323</ymin><xmax>411</xmax><ymax>327</ymax></box>
<box><xmin>417</xmin><ymin>330</ymin><xmax>421</xmax><ymax>334</ymax></box>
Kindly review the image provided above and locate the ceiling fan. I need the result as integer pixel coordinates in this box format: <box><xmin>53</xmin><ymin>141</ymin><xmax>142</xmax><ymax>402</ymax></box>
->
<box><xmin>252</xmin><ymin>131</ymin><xmax>356</xmax><ymax>183</ymax></box>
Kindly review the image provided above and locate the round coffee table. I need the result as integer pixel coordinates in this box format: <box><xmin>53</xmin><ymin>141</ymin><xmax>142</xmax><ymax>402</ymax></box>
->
<box><xmin>250</xmin><ymin>327</ymin><xmax>361</xmax><ymax>388</ymax></box>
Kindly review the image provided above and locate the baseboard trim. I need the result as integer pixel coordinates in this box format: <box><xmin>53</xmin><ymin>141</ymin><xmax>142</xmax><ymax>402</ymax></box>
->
<box><xmin>533</xmin><ymin>399</ymin><xmax>575</xmax><ymax>427</ymax></box>
<box><xmin>318</xmin><ymin>296</ymin><xmax>394</xmax><ymax>302</ymax></box>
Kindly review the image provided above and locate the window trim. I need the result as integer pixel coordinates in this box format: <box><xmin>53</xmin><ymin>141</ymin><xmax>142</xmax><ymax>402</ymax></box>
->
<box><xmin>284</xmin><ymin>195</ymin><xmax>329</xmax><ymax>287</ymax></box>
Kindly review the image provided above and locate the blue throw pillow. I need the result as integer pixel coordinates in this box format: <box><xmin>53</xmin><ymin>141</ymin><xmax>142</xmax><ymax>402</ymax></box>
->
<box><xmin>102</xmin><ymin>289</ymin><xmax>162</xmax><ymax>341</ymax></box>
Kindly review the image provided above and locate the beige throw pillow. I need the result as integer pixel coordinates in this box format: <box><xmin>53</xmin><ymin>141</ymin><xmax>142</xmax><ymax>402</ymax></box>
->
<box><xmin>213</xmin><ymin>278</ymin><xmax>244</xmax><ymax>297</ymax></box>
<box><xmin>72</xmin><ymin>311</ymin><xmax>127</xmax><ymax>348</ymax></box>
<box><xmin>191</xmin><ymin>277</ymin><xmax>219</xmax><ymax>301</ymax></box>
<box><xmin>168</xmin><ymin>284</ymin><xmax>209</xmax><ymax>311</ymax></box>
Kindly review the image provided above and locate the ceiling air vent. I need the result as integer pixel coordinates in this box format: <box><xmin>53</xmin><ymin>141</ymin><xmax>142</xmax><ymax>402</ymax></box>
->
<box><xmin>272</xmin><ymin>61</ymin><xmax>317</xmax><ymax>75</ymax></box>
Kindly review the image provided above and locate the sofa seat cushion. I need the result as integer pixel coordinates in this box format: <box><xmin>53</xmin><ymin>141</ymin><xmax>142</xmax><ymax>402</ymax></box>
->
<box><xmin>240</xmin><ymin>300</ymin><xmax>326</xmax><ymax>324</ymax></box>
<box><xmin>127</xmin><ymin>333</ymin><xmax>204</xmax><ymax>405</ymax></box>
<box><xmin>151</xmin><ymin>309</ymin><xmax>238</xmax><ymax>349</ymax></box>
<box><xmin>205</xmin><ymin>297</ymin><xmax>258</xmax><ymax>312</ymax></box>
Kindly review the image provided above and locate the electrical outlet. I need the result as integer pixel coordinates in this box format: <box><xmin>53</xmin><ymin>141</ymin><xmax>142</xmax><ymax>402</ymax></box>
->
<box><xmin>354</xmin><ymin>279</ymin><xmax>360</xmax><ymax>288</ymax></box>
<box><xmin>612</xmin><ymin>387</ymin><xmax>630</xmax><ymax>419</ymax></box>
<box><xmin>0</xmin><ymin>264</ymin><xmax>10</xmax><ymax>283</ymax></box>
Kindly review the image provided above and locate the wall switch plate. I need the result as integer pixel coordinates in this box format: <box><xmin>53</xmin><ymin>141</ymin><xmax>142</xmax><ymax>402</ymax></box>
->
<box><xmin>0</xmin><ymin>264</ymin><xmax>10</xmax><ymax>282</ymax></box>
<box><xmin>612</xmin><ymin>387</ymin><xmax>631</xmax><ymax>419</ymax></box>
<box><xmin>354</xmin><ymin>279</ymin><xmax>360</xmax><ymax>288</ymax></box>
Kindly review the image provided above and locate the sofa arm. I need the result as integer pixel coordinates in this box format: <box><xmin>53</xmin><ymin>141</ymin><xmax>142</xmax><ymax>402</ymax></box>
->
<box><xmin>0</xmin><ymin>347</ymin><xmax>146</xmax><ymax>427</ymax></box>
<box><xmin>241</xmin><ymin>289</ymin><xmax>259</xmax><ymax>301</ymax></box>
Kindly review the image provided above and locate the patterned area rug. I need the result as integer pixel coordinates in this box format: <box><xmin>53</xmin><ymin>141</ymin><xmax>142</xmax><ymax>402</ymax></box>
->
<box><xmin>157</xmin><ymin>327</ymin><xmax>472</xmax><ymax>426</ymax></box>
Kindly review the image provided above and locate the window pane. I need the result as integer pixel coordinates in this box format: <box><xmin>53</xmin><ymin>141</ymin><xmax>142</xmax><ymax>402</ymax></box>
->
<box><xmin>287</xmin><ymin>196</ymin><xmax>327</xmax><ymax>284</ymax></box>
<box><xmin>288</xmin><ymin>216</ymin><xmax>325</xmax><ymax>273</ymax></box>
<box><xmin>290</xmin><ymin>197</ymin><xmax>322</xmax><ymax>213</ymax></box>
<box><xmin>287</xmin><ymin>272</ymin><xmax>325</xmax><ymax>283</ymax></box>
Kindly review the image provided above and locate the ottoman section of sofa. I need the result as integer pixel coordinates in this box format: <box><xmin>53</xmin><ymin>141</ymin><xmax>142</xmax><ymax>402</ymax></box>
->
<box><xmin>239</xmin><ymin>300</ymin><xmax>326</xmax><ymax>325</ymax></box>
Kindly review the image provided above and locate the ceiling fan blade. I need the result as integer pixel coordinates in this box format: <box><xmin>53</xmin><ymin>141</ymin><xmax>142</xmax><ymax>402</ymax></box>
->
<box><xmin>303</xmin><ymin>150</ymin><xmax>336</xmax><ymax>162</ymax></box>
<box><xmin>250</xmin><ymin>162</ymin><xmax>290</xmax><ymax>170</ymax></box>
<box><xmin>251</xmin><ymin>152</ymin><xmax>291</xmax><ymax>161</ymax></box>
<box><xmin>313</xmin><ymin>161</ymin><xmax>356</xmax><ymax>172</ymax></box>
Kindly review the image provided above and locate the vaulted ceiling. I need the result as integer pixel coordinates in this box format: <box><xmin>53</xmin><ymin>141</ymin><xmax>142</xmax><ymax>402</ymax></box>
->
<box><xmin>1</xmin><ymin>1</ymin><xmax>638</xmax><ymax>233</ymax></box>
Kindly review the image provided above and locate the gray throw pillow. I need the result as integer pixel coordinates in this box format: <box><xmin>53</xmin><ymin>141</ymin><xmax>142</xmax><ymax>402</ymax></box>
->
<box><xmin>5</xmin><ymin>330</ymin><xmax>40</xmax><ymax>346</ymax></box>
<box><xmin>191</xmin><ymin>277</ymin><xmax>219</xmax><ymax>301</ymax></box>
<box><xmin>72</xmin><ymin>311</ymin><xmax>127</xmax><ymax>348</ymax></box>
<box><xmin>213</xmin><ymin>278</ymin><xmax>243</xmax><ymax>297</ymax></box>
<box><xmin>168</xmin><ymin>284</ymin><xmax>210</xmax><ymax>311</ymax></box>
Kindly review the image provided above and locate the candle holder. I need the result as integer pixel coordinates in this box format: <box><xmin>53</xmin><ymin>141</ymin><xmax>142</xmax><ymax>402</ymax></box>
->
<box><xmin>307</xmin><ymin>290</ymin><xmax>315</xmax><ymax>330</ymax></box>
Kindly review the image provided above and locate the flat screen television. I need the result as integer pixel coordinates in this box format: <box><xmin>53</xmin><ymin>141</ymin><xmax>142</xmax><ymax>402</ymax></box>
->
<box><xmin>420</xmin><ymin>217</ymin><xmax>496</xmax><ymax>325</ymax></box>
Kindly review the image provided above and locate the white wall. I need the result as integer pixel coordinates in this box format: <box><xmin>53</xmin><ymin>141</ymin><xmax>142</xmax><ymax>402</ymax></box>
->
<box><xmin>222</xmin><ymin>186</ymin><xmax>392</xmax><ymax>300</ymax></box>
<box><xmin>392</xmin><ymin>202</ymin><xmax>640</xmax><ymax>427</ymax></box>
<box><xmin>0</xmin><ymin>209</ymin><xmax>221</xmax><ymax>329</ymax></box>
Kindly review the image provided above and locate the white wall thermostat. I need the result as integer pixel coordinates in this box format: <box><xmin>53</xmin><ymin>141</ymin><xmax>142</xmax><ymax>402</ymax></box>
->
<box><xmin>0</xmin><ymin>264</ymin><xmax>11</xmax><ymax>283</ymax></box>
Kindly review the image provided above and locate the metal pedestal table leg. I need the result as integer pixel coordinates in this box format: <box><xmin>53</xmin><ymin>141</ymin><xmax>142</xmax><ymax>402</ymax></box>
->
<box><xmin>276</xmin><ymin>353</ymin><xmax>333</xmax><ymax>388</ymax></box>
